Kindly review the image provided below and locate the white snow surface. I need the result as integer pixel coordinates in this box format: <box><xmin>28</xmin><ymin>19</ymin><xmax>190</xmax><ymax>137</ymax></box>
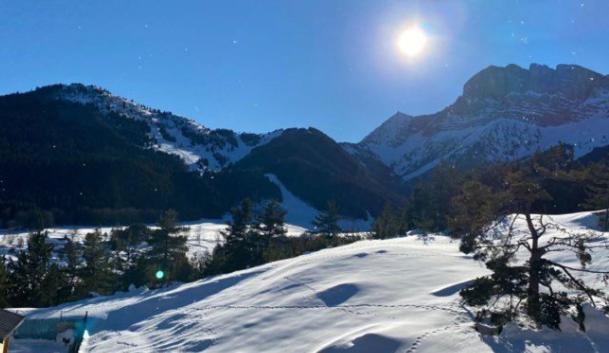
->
<box><xmin>264</xmin><ymin>174</ymin><xmax>318</xmax><ymax>228</ymax></box>
<box><xmin>12</xmin><ymin>211</ymin><xmax>609</xmax><ymax>353</ymax></box>
<box><xmin>265</xmin><ymin>174</ymin><xmax>372</xmax><ymax>231</ymax></box>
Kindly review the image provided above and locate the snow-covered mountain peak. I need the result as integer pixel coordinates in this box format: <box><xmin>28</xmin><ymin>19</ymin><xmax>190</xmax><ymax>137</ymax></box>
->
<box><xmin>356</xmin><ymin>64</ymin><xmax>609</xmax><ymax>181</ymax></box>
<box><xmin>50</xmin><ymin>83</ymin><xmax>159</xmax><ymax>120</ymax></box>
<box><xmin>42</xmin><ymin>83</ymin><xmax>282</xmax><ymax>173</ymax></box>
<box><xmin>361</xmin><ymin>111</ymin><xmax>413</xmax><ymax>146</ymax></box>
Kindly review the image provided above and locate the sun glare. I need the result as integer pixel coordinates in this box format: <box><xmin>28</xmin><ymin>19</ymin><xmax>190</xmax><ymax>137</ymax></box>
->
<box><xmin>397</xmin><ymin>26</ymin><xmax>428</xmax><ymax>58</ymax></box>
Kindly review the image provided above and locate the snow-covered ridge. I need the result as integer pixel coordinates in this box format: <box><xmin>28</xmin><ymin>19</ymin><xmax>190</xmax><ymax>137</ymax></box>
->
<box><xmin>356</xmin><ymin>64</ymin><xmax>609</xmax><ymax>180</ymax></box>
<box><xmin>10</xmin><ymin>211</ymin><xmax>609</xmax><ymax>353</ymax></box>
<box><xmin>50</xmin><ymin>84</ymin><xmax>282</xmax><ymax>172</ymax></box>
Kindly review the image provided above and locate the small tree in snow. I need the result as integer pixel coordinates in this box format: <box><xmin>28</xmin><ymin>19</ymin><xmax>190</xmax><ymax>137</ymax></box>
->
<box><xmin>457</xmin><ymin>159</ymin><xmax>609</xmax><ymax>331</ymax></box>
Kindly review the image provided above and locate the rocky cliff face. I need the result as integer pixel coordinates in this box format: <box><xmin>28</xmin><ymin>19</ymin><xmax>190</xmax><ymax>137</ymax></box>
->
<box><xmin>353</xmin><ymin>64</ymin><xmax>609</xmax><ymax>180</ymax></box>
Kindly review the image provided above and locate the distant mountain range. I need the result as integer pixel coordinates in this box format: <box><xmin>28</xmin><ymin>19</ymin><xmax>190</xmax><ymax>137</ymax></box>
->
<box><xmin>0</xmin><ymin>84</ymin><xmax>402</xmax><ymax>227</ymax></box>
<box><xmin>1</xmin><ymin>63</ymin><xmax>607</xmax><ymax>227</ymax></box>
<box><xmin>352</xmin><ymin>64</ymin><xmax>609</xmax><ymax>180</ymax></box>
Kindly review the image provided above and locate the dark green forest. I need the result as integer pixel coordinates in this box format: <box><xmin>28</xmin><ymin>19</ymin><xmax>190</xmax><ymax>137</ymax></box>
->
<box><xmin>0</xmin><ymin>86</ymin><xmax>404</xmax><ymax>227</ymax></box>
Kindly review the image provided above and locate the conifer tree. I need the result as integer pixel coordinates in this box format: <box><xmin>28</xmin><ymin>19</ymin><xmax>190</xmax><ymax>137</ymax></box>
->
<box><xmin>583</xmin><ymin>163</ymin><xmax>609</xmax><ymax>231</ymax></box>
<box><xmin>39</xmin><ymin>263</ymin><xmax>68</xmax><ymax>306</ymax></box>
<box><xmin>148</xmin><ymin>210</ymin><xmax>190</xmax><ymax>285</ymax></box>
<box><xmin>61</xmin><ymin>237</ymin><xmax>83</xmax><ymax>298</ymax></box>
<box><xmin>458</xmin><ymin>156</ymin><xmax>609</xmax><ymax>331</ymax></box>
<box><xmin>81</xmin><ymin>230</ymin><xmax>115</xmax><ymax>295</ymax></box>
<box><xmin>206</xmin><ymin>199</ymin><xmax>263</xmax><ymax>274</ymax></box>
<box><xmin>8</xmin><ymin>231</ymin><xmax>58</xmax><ymax>306</ymax></box>
<box><xmin>313</xmin><ymin>201</ymin><xmax>341</xmax><ymax>237</ymax></box>
<box><xmin>405</xmin><ymin>163</ymin><xmax>463</xmax><ymax>232</ymax></box>
<box><xmin>224</xmin><ymin>199</ymin><xmax>253</xmax><ymax>244</ymax></box>
<box><xmin>372</xmin><ymin>203</ymin><xmax>404</xmax><ymax>239</ymax></box>
<box><xmin>110</xmin><ymin>224</ymin><xmax>150</xmax><ymax>273</ymax></box>
<box><xmin>256</xmin><ymin>199</ymin><xmax>287</xmax><ymax>238</ymax></box>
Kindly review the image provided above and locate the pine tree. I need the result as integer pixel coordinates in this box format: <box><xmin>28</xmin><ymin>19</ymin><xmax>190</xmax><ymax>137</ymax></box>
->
<box><xmin>224</xmin><ymin>199</ymin><xmax>252</xmax><ymax>244</ymax></box>
<box><xmin>147</xmin><ymin>210</ymin><xmax>190</xmax><ymax>285</ymax></box>
<box><xmin>583</xmin><ymin>163</ymin><xmax>609</xmax><ymax>231</ymax></box>
<box><xmin>81</xmin><ymin>230</ymin><xmax>115</xmax><ymax>295</ymax></box>
<box><xmin>39</xmin><ymin>263</ymin><xmax>68</xmax><ymax>306</ymax></box>
<box><xmin>313</xmin><ymin>201</ymin><xmax>341</xmax><ymax>237</ymax></box>
<box><xmin>372</xmin><ymin>203</ymin><xmax>404</xmax><ymax>239</ymax></box>
<box><xmin>256</xmin><ymin>199</ymin><xmax>287</xmax><ymax>238</ymax></box>
<box><xmin>206</xmin><ymin>199</ymin><xmax>262</xmax><ymax>274</ymax></box>
<box><xmin>459</xmin><ymin>157</ymin><xmax>609</xmax><ymax>331</ymax></box>
<box><xmin>110</xmin><ymin>224</ymin><xmax>150</xmax><ymax>273</ymax></box>
<box><xmin>8</xmin><ymin>231</ymin><xmax>58</xmax><ymax>306</ymax></box>
<box><xmin>61</xmin><ymin>237</ymin><xmax>83</xmax><ymax>299</ymax></box>
<box><xmin>449</xmin><ymin>179</ymin><xmax>504</xmax><ymax>249</ymax></box>
<box><xmin>405</xmin><ymin>163</ymin><xmax>463</xmax><ymax>232</ymax></box>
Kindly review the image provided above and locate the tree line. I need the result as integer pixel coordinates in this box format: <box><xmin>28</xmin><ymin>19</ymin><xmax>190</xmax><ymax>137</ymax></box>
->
<box><xmin>0</xmin><ymin>200</ymin><xmax>358</xmax><ymax>308</ymax></box>
<box><xmin>371</xmin><ymin>145</ymin><xmax>609</xmax><ymax>332</ymax></box>
<box><xmin>203</xmin><ymin>199</ymin><xmax>357</xmax><ymax>276</ymax></box>
<box><xmin>0</xmin><ymin>210</ymin><xmax>193</xmax><ymax>307</ymax></box>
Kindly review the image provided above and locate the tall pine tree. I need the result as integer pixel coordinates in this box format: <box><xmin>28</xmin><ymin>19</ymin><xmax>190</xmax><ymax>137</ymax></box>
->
<box><xmin>256</xmin><ymin>199</ymin><xmax>287</xmax><ymax>238</ymax></box>
<box><xmin>61</xmin><ymin>237</ymin><xmax>83</xmax><ymax>300</ymax></box>
<box><xmin>147</xmin><ymin>210</ymin><xmax>191</xmax><ymax>286</ymax></box>
<box><xmin>8</xmin><ymin>231</ymin><xmax>65</xmax><ymax>306</ymax></box>
<box><xmin>81</xmin><ymin>230</ymin><xmax>115</xmax><ymax>295</ymax></box>
<box><xmin>206</xmin><ymin>199</ymin><xmax>262</xmax><ymax>274</ymax></box>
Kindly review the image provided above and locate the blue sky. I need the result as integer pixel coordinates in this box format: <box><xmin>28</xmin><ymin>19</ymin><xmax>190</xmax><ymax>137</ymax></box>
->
<box><xmin>1</xmin><ymin>0</ymin><xmax>608</xmax><ymax>142</ymax></box>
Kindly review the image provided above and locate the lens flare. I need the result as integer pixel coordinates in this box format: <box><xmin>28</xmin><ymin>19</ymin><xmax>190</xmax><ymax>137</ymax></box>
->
<box><xmin>155</xmin><ymin>270</ymin><xmax>165</xmax><ymax>280</ymax></box>
<box><xmin>397</xmin><ymin>26</ymin><xmax>427</xmax><ymax>58</ymax></box>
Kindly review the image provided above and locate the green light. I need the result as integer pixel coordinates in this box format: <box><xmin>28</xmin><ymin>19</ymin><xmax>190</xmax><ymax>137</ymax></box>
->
<box><xmin>155</xmin><ymin>270</ymin><xmax>165</xmax><ymax>280</ymax></box>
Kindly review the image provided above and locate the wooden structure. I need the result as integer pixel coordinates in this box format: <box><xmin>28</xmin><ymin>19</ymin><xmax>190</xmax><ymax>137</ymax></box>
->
<box><xmin>0</xmin><ymin>309</ymin><xmax>24</xmax><ymax>353</ymax></box>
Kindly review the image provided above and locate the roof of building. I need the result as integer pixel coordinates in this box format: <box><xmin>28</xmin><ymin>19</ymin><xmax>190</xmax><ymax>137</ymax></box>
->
<box><xmin>0</xmin><ymin>309</ymin><xmax>25</xmax><ymax>339</ymax></box>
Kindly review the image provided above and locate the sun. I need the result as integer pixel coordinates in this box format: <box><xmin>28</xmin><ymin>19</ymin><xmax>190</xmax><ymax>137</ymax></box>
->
<box><xmin>397</xmin><ymin>26</ymin><xmax>428</xmax><ymax>58</ymax></box>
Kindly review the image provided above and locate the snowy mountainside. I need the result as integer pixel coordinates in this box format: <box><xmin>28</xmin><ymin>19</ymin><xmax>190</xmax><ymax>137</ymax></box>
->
<box><xmin>50</xmin><ymin>84</ymin><xmax>282</xmax><ymax>172</ymax></box>
<box><xmin>11</xmin><ymin>211</ymin><xmax>609</xmax><ymax>353</ymax></box>
<box><xmin>354</xmin><ymin>64</ymin><xmax>609</xmax><ymax>180</ymax></box>
<box><xmin>1</xmin><ymin>85</ymin><xmax>404</xmax><ymax>223</ymax></box>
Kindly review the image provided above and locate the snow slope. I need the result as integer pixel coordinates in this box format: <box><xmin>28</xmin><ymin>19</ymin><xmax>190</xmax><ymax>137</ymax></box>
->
<box><xmin>265</xmin><ymin>174</ymin><xmax>372</xmax><ymax>230</ymax></box>
<box><xmin>12</xmin><ymin>211</ymin><xmax>609</xmax><ymax>353</ymax></box>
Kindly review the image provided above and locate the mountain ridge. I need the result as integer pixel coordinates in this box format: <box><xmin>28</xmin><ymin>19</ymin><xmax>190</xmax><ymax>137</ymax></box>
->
<box><xmin>0</xmin><ymin>85</ymin><xmax>401</xmax><ymax>226</ymax></box>
<box><xmin>2</xmin><ymin>62</ymin><xmax>608</xmax><ymax>226</ymax></box>
<box><xmin>354</xmin><ymin>63</ymin><xmax>609</xmax><ymax>180</ymax></box>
